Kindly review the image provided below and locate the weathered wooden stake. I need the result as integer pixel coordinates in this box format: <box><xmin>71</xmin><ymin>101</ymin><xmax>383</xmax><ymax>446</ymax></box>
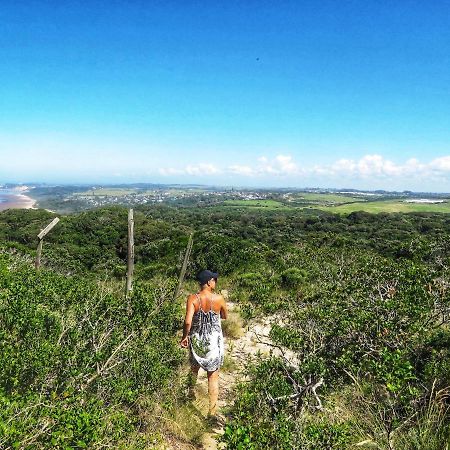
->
<box><xmin>35</xmin><ymin>239</ymin><xmax>44</xmax><ymax>270</ymax></box>
<box><xmin>35</xmin><ymin>217</ymin><xmax>60</xmax><ymax>270</ymax></box>
<box><xmin>173</xmin><ymin>233</ymin><xmax>194</xmax><ymax>302</ymax></box>
<box><xmin>126</xmin><ymin>209</ymin><xmax>135</xmax><ymax>294</ymax></box>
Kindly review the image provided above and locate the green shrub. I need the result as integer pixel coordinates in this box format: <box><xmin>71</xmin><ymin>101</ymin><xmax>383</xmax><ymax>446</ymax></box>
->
<box><xmin>280</xmin><ymin>267</ymin><xmax>308</xmax><ymax>288</ymax></box>
<box><xmin>0</xmin><ymin>253</ymin><xmax>183</xmax><ymax>448</ymax></box>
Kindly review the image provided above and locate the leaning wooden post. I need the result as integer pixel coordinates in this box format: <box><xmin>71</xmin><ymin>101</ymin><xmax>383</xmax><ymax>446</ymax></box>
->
<box><xmin>173</xmin><ymin>233</ymin><xmax>194</xmax><ymax>302</ymax></box>
<box><xmin>35</xmin><ymin>239</ymin><xmax>44</xmax><ymax>270</ymax></box>
<box><xmin>35</xmin><ymin>217</ymin><xmax>60</xmax><ymax>270</ymax></box>
<box><xmin>126</xmin><ymin>209</ymin><xmax>135</xmax><ymax>295</ymax></box>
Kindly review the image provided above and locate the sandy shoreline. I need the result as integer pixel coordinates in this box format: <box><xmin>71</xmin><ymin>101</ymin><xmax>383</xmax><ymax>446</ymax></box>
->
<box><xmin>0</xmin><ymin>193</ymin><xmax>37</xmax><ymax>211</ymax></box>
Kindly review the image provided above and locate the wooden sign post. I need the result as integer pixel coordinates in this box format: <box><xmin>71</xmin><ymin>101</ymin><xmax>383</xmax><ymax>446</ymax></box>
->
<box><xmin>126</xmin><ymin>209</ymin><xmax>135</xmax><ymax>295</ymax></box>
<box><xmin>173</xmin><ymin>233</ymin><xmax>194</xmax><ymax>302</ymax></box>
<box><xmin>35</xmin><ymin>217</ymin><xmax>60</xmax><ymax>269</ymax></box>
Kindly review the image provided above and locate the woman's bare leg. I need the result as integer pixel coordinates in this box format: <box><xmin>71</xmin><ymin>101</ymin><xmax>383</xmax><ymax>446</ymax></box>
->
<box><xmin>207</xmin><ymin>370</ymin><xmax>219</xmax><ymax>416</ymax></box>
<box><xmin>188</xmin><ymin>365</ymin><xmax>200</xmax><ymax>398</ymax></box>
<box><xmin>191</xmin><ymin>364</ymin><xmax>200</xmax><ymax>380</ymax></box>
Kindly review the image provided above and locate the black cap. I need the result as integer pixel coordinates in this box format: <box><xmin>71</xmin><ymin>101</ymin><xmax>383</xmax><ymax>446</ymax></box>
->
<box><xmin>197</xmin><ymin>270</ymin><xmax>218</xmax><ymax>285</ymax></box>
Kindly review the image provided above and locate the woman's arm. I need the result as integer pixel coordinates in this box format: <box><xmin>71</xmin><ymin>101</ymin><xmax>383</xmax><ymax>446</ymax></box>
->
<box><xmin>180</xmin><ymin>295</ymin><xmax>196</xmax><ymax>348</ymax></box>
<box><xmin>220</xmin><ymin>295</ymin><xmax>228</xmax><ymax>320</ymax></box>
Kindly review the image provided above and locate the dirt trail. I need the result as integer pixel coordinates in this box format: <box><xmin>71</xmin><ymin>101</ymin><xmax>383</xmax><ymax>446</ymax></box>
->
<box><xmin>195</xmin><ymin>302</ymin><xmax>297</xmax><ymax>450</ymax></box>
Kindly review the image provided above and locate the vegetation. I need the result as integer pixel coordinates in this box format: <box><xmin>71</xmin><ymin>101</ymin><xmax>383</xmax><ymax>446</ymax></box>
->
<box><xmin>320</xmin><ymin>199</ymin><xmax>450</xmax><ymax>214</ymax></box>
<box><xmin>222</xmin><ymin>244</ymin><xmax>450</xmax><ymax>448</ymax></box>
<box><xmin>223</xmin><ymin>199</ymin><xmax>288</xmax><ymax>209</ymax></box>
<box><xmin>23</xmin><ymin>184</ymin><xmax>450</xmax><ymax>214</ymax></box>
<box><xmin>221</xmin><ymin>193</ymin><xmax>450</xmax><ymax>214</ymax></box>
<box><xmin>0</xmin><ymin>204</ymin><xmax>449</xmax><ymax>448</ymax></box>
<box><xmin>0</xmin><ymin>251</ymin><xmax>185</xmax><ymax>448</ymax></box>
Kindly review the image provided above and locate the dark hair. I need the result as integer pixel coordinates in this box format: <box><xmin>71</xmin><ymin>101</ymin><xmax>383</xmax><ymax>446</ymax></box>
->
<box><xmin>199</xmin><ymin>277</ymin><xmax>217</xmax><ymax>287</ymax></box>
<box><xmin>197</xmin><ymin>270</ymin><xmax>218</xmax><ymax>285</ymax></box>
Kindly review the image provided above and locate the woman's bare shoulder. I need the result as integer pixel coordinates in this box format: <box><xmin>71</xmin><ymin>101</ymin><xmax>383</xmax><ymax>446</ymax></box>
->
<box><xmin>186</xmin><ymin>293</ymin><xmax>198</xmax><ymax>304</ymax></box>
<box><xmin>213</xmin><ymin>293</ymin><xmax>225</xmax><ymax>303</ymax></box>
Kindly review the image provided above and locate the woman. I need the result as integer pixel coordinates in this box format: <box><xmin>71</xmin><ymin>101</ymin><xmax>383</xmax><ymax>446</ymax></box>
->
<box><xmin>180</xmin><ymin>270</ymin><xmax>228</xmax><ymax>418</ymax></box>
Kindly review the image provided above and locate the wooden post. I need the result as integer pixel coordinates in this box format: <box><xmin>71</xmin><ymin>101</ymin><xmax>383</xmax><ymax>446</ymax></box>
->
<box><xmin>35</xmin><ymin>239</ymin><xmax>44</xmax><ymax>270</ymax></box>
<box><xmin>126</xmin><ymin>209</ymin><xmax>135</xmax><ymax>294</ymax></box>
<box><xmin>173</xmin><ymin>233</ymin><xmax>194</xmax><ymax>302</ymax></box>
<box><xmin>35</xmin><ymin>217</ymin><xmax>60</xmax><ymax>270</ymax></box>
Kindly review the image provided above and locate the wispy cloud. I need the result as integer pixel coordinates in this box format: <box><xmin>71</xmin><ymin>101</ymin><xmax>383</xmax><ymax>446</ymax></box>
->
<box><xmin>158</xmin><ymin>153</ymin><xmax>450</xmax><ymax>183</ymax></box>
<box><xmin>159</xmin><ymin>154</ymin><xmax>303</xmax><ymax>178</ymax></box>
<box><xmin>227</xmin><ymin>165</ymin><xmax>255</xmax><ymax>176</ymax></box>
<box><xmin>159</xmin><ymin>163</ymin><xmax>219</xmax><ymax>176</ymax></box>
<box><xmin>227</xmin><ymin>155</ymin><xmax>300</xmax><ymax>177</ymax></box>
<box><xmin>323</xmin><ymin>154</ymin><xmax>449</xmax><ymax>179</ymax></box>
<box><xmin>430</xmin><ymin>156</ymin><xmax>450</xmax><ymax>172</ymax></box>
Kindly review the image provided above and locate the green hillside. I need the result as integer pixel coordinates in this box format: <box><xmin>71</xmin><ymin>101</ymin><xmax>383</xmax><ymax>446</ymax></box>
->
<box><xmin>1</xmin><ymin>206</ymin><xmax>449</xmax><ymax>448</ymax></box>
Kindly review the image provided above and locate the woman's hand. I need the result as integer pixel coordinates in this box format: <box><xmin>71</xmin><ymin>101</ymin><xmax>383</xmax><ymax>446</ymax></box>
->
<box><xmin>180</xmin><ymin>336</ymin><xmax>189</xmax><ymax>348</ymax></box>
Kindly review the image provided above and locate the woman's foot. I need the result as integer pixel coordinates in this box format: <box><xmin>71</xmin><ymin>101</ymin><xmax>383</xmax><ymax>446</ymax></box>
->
<box><xmin>206</xmin><ymin>414</ymin><xmax>224</xmax><ymax>427</ymax></box>
<box><xmin>186</xmin><ymin>387</ymin><xmax>196</xmax><ymax>400</ymax></box>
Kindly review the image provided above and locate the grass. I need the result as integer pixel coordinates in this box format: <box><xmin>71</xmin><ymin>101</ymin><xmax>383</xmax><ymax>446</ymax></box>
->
<box><xmin>222</xmin><ymin>310</ymin><xmax>245</xmax><ymax>339</ymax></box>
<box><xmin>223</xmin><ymin>193</ymin><xmax>450</xmax><ymax>214</ymax></box>
<box><xmin>289</xmin><ymin>192</ymin><xmax>367</xmax><ymax>204</ymax></box>
<box><xmin>223</xmin><ymin>199</ymin><xmax>288</xmax><ymax>209</ymax></box>
<box><xmin>222</xmin><ymin>353</ymin><xmax>238</xmax><ymax>372</ymax></box>
<box><xmin>222</xmin><ymin>194</ymin><xmax>450</xmax><ymax>214</ymax></box>
<box><xmin>75</xmin><ymin>188</ymin><xmax>139</xmax><ymax>196</ymax></box>
<box><xmin>318</xmin><ymin>199</ymin><xmax>450</xmax><ymax>214</ymax></box>
<box><xmin>324</xmin><ymin>382</ymin><xmax>450</xmax><ymax>450</ymax></box>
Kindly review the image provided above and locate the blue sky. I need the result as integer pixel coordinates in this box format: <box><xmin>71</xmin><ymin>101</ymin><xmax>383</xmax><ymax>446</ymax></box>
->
<box><xmin>1</xmin><ymin>0</ymin><xmax>450</xmax><ymax>191</ymax></box>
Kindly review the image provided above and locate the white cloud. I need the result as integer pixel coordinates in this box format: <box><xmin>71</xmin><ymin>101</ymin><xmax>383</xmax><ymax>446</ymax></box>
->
<box><xmin>228</xmin><ymin>165</ymin><xmax>255</xmax><ymax>176</ymax></box>
<box><xmin>430</xmin><ymin>156</ymin><xmax>450</xmax><ymax>172</ymax></box>
<box><xmin>158</xmin><ymin>167</ymin><xmax>184</xmax><ymax>176</ymax></box>
<box><xmin>185</xmin><ymin>164</ymin><xmax>219</xmax><ymax>175</ymax></box>
<box><xmin>326</xmin><ymin>154</ymin><xmax>448</xmax><ymax>179</ymax></box>
<box><xmin>226</xmin><ymin>154</ymin><xmax>302</xmax><ymax>177</ymax></box>
<box><xmin>273</xmin><ymin>155</ymin><xmax>299</xmax><ymax>174</ymax></box>
<box><xmin>158</xmin><ymin>153</ymin><xmax>450</xmax><ymax>186</ymax></box>
<box><xmin>159</xmin><ymin>163</ymin><xmax>219</xmax><ymax>177</ymax></box>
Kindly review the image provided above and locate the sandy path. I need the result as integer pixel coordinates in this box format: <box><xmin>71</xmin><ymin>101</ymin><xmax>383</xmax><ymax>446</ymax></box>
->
<box><xmin>196</xmin><ymin>303</ymin><xmax>297</xmax><ymax>450</ymax></box>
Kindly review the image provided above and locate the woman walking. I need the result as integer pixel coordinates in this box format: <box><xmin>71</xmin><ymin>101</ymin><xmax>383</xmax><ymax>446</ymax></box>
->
<box><xmin>180</xmin><ymin>270</ymin><xmax>227</xmax><ymax>419</ymax></box>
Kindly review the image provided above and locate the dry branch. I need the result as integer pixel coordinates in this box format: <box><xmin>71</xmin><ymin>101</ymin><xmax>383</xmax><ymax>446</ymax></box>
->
<box><xmin>267</xmin><ymin>377</ymin><xmax>324</xmax><ymax>413</ymax></box>
<box><xmin>82</xmin><ymin>332</ymin><xmax>134</xmax><ymax>390</ymax></box>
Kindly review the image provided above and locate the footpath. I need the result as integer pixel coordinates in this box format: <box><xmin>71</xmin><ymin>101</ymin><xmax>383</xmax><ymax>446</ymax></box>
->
<box><xmin>195</xmin><ymin>301</ymin><xmax>295</xmax><ymax>450</ymax></box>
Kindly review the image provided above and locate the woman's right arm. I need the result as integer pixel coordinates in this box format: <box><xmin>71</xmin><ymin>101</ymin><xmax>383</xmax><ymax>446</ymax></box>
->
<box><xmin>180</xmin><ymin>295</ymin><xmax>195</xmax><ymax>347</ymax></box>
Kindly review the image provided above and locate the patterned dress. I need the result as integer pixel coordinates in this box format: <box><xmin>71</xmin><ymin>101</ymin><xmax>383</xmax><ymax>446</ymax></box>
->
<box><xmin>189</xmin><ymin>294</ymin><xmax>224</xmax><ymax>371</ymax></box>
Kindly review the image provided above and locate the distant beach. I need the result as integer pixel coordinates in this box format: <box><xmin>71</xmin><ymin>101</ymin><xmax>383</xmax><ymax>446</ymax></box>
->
<box><xmin>0</xmin><ymin>188</ymin><xmax>37</xmax><ymax>211</ymax></box>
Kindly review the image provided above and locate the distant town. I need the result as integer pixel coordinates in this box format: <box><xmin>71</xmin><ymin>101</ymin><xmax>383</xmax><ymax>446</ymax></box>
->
<box><xmin>1</xmin><ymin>182</ymin><xmax>450</xmax><ymax>214</ymax></box>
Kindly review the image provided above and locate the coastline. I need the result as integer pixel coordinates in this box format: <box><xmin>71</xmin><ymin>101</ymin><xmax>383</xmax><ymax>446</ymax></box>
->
<box><xmin>0</xmin><ymin>192</ymin><xmax>37</xmax><ymax>211</ymax></box>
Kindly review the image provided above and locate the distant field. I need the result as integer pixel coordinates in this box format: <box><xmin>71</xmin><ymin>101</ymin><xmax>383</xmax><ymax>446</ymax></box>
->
<box><xmin>223</xmin><ymin>196</ymin><xmax>450</xmax><ymax>214</ymax></box>
<box><xmin>75</xmin><ymin>188</ymin><xmax>139</xmax><ymax>196</ymax></box>
<box><xmin>166</xmin><ymin>188</ymin><xmax>206</xmax><ymax>193</ymax></box>
<box><xmin>223</xmin><ymin>199</ymin><xmax>288</xmax><ymax>209</ymax></box>
<box><xmin>288</xmin><ymin>192</ymin><xmax>367</xmax><ymax>204</ymax></box>
<box><xmin>223</xmin><ymin>194</ymin><xmax>364</xmax><ymax>209</ymax></box>
<box><xmin>317</xmin><ymin>199</ymin><xmax>450</xmax><ymax>214</ymax></box>
<box><xmin>74</xmin><ymin>187</ymin><xmax>208</xmax><ymax>197</ymax></box>
<box><xmin>68</xmin><ymin>188</ymin><xmax>450</xmax><ymax>214</ymax></box>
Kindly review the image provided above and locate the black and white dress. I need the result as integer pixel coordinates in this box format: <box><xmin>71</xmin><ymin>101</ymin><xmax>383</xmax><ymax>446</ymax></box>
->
<box><xmin>189</xmin><ymin>294</ymin><xmax>224</xmax><ymax>371</ymax></box>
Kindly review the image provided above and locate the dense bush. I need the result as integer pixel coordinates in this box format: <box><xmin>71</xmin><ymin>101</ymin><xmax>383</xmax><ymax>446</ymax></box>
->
<box><xmin>0</xmin><ymin>252</ymin><xmax>183</xmax><ymax>448</ymax></box>
<box><xmin>222</xmin><ymin>245</ymin><xmax>450</xmax><ymax>448</ymax></box>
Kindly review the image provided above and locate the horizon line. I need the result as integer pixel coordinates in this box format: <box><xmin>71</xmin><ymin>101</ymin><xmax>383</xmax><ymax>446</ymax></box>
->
<box><xmin>1</xmin><ymin>181</ymin><xmax>450</xmax><ymax>196</ymax></box>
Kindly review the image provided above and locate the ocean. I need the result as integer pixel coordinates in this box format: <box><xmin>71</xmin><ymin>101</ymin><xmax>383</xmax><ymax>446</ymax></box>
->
<box><xmin>0</xmin><ymin>189</ymin><xmax>34</xmax><ymax>211</ymax></box>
